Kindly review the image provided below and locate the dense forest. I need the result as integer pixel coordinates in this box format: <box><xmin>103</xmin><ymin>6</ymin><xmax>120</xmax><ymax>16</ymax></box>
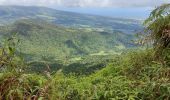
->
<box><xmin>0</xmin><ymin>4</ymin><xmax>170</xmax><ymax>100</ymax></box>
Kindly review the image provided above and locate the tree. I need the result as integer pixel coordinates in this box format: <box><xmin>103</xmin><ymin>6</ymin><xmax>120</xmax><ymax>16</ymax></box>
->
<box><xmin>144</xmin><ymin>4</ymin><xmax>170</xmax><ymax>63</ymax></box>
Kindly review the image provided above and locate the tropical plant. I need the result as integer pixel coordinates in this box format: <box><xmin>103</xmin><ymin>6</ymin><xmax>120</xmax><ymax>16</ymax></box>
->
<box><xmin>144</xmin><ymin>4</ymin><xmax>170</xmax><ymax>63</ymax></box>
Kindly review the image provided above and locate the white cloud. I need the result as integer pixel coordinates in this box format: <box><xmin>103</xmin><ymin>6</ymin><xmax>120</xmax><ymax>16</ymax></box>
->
<box><xmin>0</xmin><ymin>0</ymin><xmax>169</xmax><ymax>8</ymax></box>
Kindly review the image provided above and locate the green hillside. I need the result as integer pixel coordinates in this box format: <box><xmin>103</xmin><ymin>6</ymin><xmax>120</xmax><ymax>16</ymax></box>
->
<box><xmin>0</xmin><ymin>4</ymin><xmax>169</xmax><ymax>100</ymax></box>
<box><xmin>0</xmin><ymin>19</ymin><xmax>135</xmax><ymax>61</ymax></box>
<box><xmin>0</xmin><ymin>6</ymin><xmax>142</xmax><ymax>34</ymax></box>
<box><xmin>0</xmin><ymin>19</ymin><xmax>136</xmax><ymax>74</ymax></box>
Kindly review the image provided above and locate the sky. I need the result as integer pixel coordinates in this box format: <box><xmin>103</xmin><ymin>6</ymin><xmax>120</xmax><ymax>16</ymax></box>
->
<box><xmin>0</xmin><ymin>0</ymin><xmax>170</xmax><ymax>19</ymax></box>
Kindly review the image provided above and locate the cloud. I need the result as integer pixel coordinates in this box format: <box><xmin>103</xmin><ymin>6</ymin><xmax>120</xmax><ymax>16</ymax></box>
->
<box><xmin>0</xmin><ymin>0</ymin><xmax>169</xmax><ymax>8</ymax></box>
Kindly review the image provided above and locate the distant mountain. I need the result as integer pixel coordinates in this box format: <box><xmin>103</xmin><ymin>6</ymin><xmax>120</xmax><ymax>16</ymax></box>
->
<box><xmin>0</xmin><ymin>19</ymin><xmax>136</xmax><ymax>60</ymax></box>
<box><xmin>0</xmin><ymin>6</ymin><xmax>141</xmax><ymax>61</ymax></box>
<box><xmin>0</xmin><ymin>6</ymin><xmax>142</xmax><ymax>34</ymax></box>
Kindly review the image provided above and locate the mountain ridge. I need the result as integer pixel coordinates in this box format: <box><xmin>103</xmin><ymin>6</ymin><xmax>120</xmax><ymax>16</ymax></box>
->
<box><xmin>0</xmin><ymin>5</ymin><xmax>142</xmax><ymax>34</ymax></box>
<box><xmin>0</xmin><ymin>5</ymin><xmax>141</xmax><ymax>22</ymax></box>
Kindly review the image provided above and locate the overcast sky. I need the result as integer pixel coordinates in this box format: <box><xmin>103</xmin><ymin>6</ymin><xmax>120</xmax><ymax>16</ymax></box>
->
<box><xmin>0</xmin><ymin>0</ymin><xmax>169</xmax><ymax>8</ymax></box>
<box><xmin>0</xmin><ymin>0</ymin><xmax>169</xmax><ymax>19</ymax></box>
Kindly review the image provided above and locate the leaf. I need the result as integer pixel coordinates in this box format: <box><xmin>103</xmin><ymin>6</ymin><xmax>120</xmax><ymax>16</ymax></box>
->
<box><xmin>38</xmin><ymin>97</ymin><xmax>44</xmax><ymax>100</ymax></box>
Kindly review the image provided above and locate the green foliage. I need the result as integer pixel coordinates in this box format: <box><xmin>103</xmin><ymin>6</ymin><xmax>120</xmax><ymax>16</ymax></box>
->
<box><xmin>0</xmin><ymin>34</ymin><xmax>25</xmax><ymax>72</ymax></box>
<box><xmin>1</xmin><ymin>43</ymin><xmax>170</xmax><ymax>100</ymax></box>
<box><xmin>45</xmin><ymin>50</ymin><xmax>169</xmax><ymax>100</ymax></box>
<box><xmin>144</xmin><ymin>4</ymin><xmax>170</xmax><ymax>64</ymax></box>
<box><xmin>0</xmin><ymin>19</ymin><xmax>135</xmax><ymax>61</ymax></box>
<box><xmin>0</xmin><ymin>72</ymin><xmax>50</xmax><ymax>100</ymax></box>
<box><xmin>0</xmin><ymin>19</ymin><xmax>137</xmax><ymax>75</ymax></box>
<box><xmin>0</xmin><ymin>4</ymin><xmax>170</xmax><ymax>100</ymax></box>
<box><xmin>0</xmin><ymin>36</ymin><xmax>50</xmax><ymax>100</ymax></box>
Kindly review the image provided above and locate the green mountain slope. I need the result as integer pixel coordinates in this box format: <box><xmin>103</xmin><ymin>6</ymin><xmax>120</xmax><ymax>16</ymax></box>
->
<box><xmin>0</xmin><ymin>19</ymin><xmax>135</xmax><ymax>60</ymax></box>
<box><xmin>0</xmin><ymin>6</ymin><xmax>140</xmax><ymax>73</ymax></box>
<box><xmin>0</xmin><ymin>6</ymin><xmax>142</xmax><ymax>34</ymax></box>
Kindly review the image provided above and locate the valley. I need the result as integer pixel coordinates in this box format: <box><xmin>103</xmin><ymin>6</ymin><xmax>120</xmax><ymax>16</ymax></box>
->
<box><xmin>0</xmin><ymin>6</ymin><xmax>141</xmax><ymax>74</ymax></box>
<box><xmin>0</xmin><ymin>4</ymin><xmax>169</xmax><ymax>100</ymax></box>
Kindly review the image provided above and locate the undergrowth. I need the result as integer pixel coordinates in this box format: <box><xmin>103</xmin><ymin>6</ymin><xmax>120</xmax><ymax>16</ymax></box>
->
<box><xmin>0</xmin><ymin>43</ymin><xmax>169</xmax><ymax>100</ymax></box>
